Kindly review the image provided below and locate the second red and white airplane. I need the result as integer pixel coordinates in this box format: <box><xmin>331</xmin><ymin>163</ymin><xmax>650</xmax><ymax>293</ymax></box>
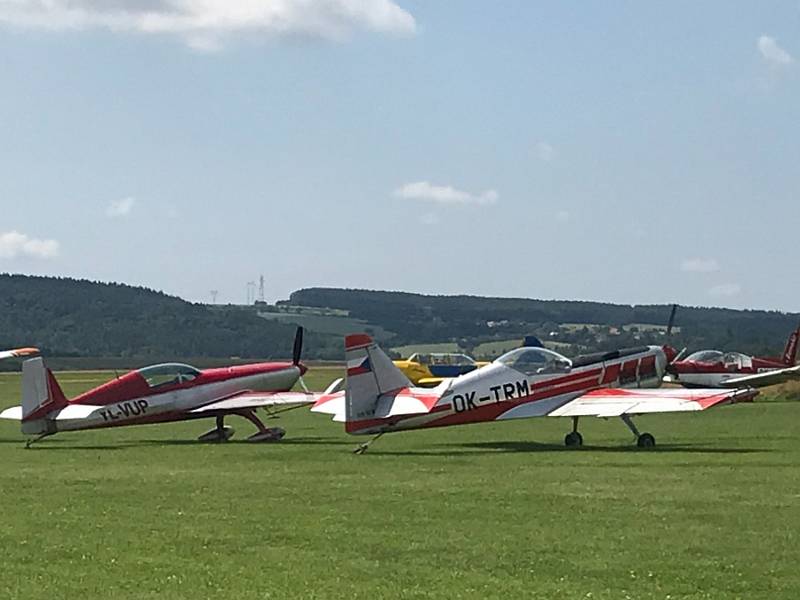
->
<box><xmin>0</xmin><ymin>329</ymin><xmax>331</xmax><ymax>446</ymax></box>
<box><xmin>664</xmin><ymin>325</ymin><xmax>800</xmax><ymax>389</ymax></box>
<box><xmin>310</xmin><ymin>334</ymin><xmax>759</xmax><ymax>453</ymax></box>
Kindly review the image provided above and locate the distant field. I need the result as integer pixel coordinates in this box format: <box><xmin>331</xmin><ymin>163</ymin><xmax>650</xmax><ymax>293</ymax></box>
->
<box><xmin>473</xmin><ymin>339</ymin><xmax>521</xmax><ymax>358</ymax></box>
<box><xmin>390</xmin><ymin>342</ymin><xmax>460</xmax><ymax>357</ymax></box>
<box><xmin>393</xmin><ymin>340</ymin><xmax>571</xmax><ymax>359</ymax></box>
<box><xmin>473</xmin><ymin>339</ymin><xmax>573</xmax><ymax>359</ymax></box>
<box><xmin>1</xmin><ymin>370</ymin><xmax>798</xmax><ymax>599</ymax></box>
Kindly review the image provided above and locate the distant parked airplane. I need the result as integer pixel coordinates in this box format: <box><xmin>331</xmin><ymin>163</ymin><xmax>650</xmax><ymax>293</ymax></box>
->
<box><xmin>665</xmin><ymin>325</ymin><xmax>800</xmax><ymax>389</ymax></box>
<box><xmin>393</xmin><ymin>352</ymin><xmax>490</xmax><ymax>387</ymax></box>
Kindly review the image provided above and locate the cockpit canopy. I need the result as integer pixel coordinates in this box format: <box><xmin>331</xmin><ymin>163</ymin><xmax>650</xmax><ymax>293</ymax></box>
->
<box><xmin>684</xmin><ymin>350</ymin><xmax>753</xmax><ymax>368</ymax></box>
<box><xmin>137</xmin><ymin>363</ymin><xmax>201</xmax><ymax>388</ymax></box>
<box><xmin>685</xmin><ymin>350</ymin><xmax>724</xmax><ymax>363</ymax></box>
<box><xmin>721</xmin><ymin>352</ymin><xmax>753</xmax><ymax>369</ymax></box>
<box><xmin>495</xmin><ymin>347</ymin><xmax>572</xmax><ymax>376</ymax></box>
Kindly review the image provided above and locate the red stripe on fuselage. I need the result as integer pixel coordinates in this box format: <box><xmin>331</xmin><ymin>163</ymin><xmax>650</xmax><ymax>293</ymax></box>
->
<box><xmin>427</xmin><ymin>375</ymin><xmax>603</xmax><ymax>428</ymax></box>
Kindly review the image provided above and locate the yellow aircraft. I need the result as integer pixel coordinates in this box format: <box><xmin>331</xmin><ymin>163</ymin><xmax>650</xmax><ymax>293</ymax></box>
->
<box><xmin>393</xmin><ymin>352</ymin><xmax>490</xmax><ymax>387</ymax></box>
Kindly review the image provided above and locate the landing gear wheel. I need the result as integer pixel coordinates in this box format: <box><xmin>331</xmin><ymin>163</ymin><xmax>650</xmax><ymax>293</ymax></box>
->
<box><xmin>247</xmin><ymin>427</ymin><xmax>286</xmax><ymax>442</ymax></box>
<box><xmin>637</xmin><ymin>433</ymin><xmax>656</xmax><ymax>448</ymax></box>
<box><xmin>564</xmin><ymin>431</ymin><xmax>583</xmax><ymax>447</ymax></box>
<box><xmin>198</xmin><ymin>426</ymin><xmax>235</xmax><ymax>443</ymax></box>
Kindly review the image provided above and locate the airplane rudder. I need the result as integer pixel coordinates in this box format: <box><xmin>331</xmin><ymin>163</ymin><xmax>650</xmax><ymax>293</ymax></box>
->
<box><xmin>21</xmin><ymin>357</ymin><xmax>67</xmax><ymax>420</ymax></box>
<box><xmin>783</xmin><ymin>327</ymin><xmax>800</xmax><ymax>366</ymax></box>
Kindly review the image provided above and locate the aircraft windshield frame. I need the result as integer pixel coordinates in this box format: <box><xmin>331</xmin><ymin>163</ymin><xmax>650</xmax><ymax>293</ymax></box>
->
<box><xmin>495</xmin><ymin>347</ymin><xmax>572</xmax><ymax>376</ymax></box>
<box><xmin>685</xmin><ymin>350</ymin><xmax>724</xmax><ymax>363</ymax></box>
<box><xmin>137</xmin><ymin>363</ymin><xmax>201</xmax><ymax>388</ymax></box>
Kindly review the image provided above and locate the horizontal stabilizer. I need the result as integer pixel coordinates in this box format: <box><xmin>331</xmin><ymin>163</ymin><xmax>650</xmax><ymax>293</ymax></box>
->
<box><xmin>0</xmin><ymin>404</ymin><xmax>102</xmax><ymax>422</ymax></box>
<box><xmin>0</xmin><ymin>406</ymin><xmax>22</xmax><ymax>420</ymax></box>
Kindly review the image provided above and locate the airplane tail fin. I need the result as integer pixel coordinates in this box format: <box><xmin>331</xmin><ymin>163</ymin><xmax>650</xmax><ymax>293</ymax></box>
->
<box><xmin>20</xmin><ymin>357</ymin><xmax>68</xmax><ymax>433</ymax></box>
<box><xmin>344</xmin><ymin>334</ymin><xmax>411</xmax><ymax>433</ymax></box>
<box><xmin>782</xmin><ymin>326</ymin><xmax>800</xmax><ymax>366</ymax></box>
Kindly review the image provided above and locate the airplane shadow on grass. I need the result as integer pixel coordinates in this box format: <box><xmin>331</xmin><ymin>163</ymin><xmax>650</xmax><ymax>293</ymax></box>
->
<box><xmin>0</xmin><ymin>436</ymin><xmax>770</xmax><ymax>456</ymax></box>
<box><xmin>0</xmin><ymin>435</ymin><xmax>356</xmax><ymax>451</ymax></box>
<box><xmin>372</xmin><ymin>440</ymin><xmax>770</xmax><ymax>457</ymax></box>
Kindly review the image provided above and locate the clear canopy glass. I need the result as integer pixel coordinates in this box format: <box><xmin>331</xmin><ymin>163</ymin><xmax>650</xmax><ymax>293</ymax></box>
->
<box><xmin>685</xmin><ymin>350</ymin><xmax>724</xmax><ymax>363</ymax></box>
<box><xmin>137</xmin><ymin>363</ymin><xmax>201</xmax><ymax>388</ymax></box>
<box><xmin>495</xmin><ymin>347</ymin><xmax>572</xmax><ymax>375</ymax></box>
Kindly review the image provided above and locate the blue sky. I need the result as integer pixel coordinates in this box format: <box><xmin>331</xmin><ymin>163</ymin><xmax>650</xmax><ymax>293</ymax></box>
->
<box><xmin>1</xmin><ymin>1</ymin><xmax>798</xmax><ymax>311</ymax></box>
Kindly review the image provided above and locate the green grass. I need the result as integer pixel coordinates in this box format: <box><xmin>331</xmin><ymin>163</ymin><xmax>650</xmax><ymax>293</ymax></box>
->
<box><xmin>1</xmin><ymin>370</ymin><xmax>799</xmax><ymax>599</ymax></box>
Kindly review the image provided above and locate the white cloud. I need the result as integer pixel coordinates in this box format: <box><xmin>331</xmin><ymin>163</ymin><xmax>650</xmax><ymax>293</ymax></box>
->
<box><xmin>555</xmin><ymin>210</ymin><xmax>570</xmax><ymax>223</ymax></box>
<box><xmin>419</xmin><ymin>213</ymin><xmax>439</xmax><ymax>226</ymax></box>
<box><xmin>0</xmin><ymin>231</ymin><xmax>60</xmax><ymax>259</ymax></box>
<box><xmin>680</xmin><ymin>257</ymin><xmax>720</xmax><ymax>273</ymax></box>
<box><xmin>708</xmin><ymin>283</ymin><xmax>742</xmax><ymax>297</ymax></box>
<box><xmin>106</xmin><ymin>197</ymin><xmax>136</xmax><ymax>218</ymax></box>
<box><xmin>758</xmin><ymin>36</ymin><xmax>793</xmax><ymax>66</ymax></box>
<box><xmin>536</xmin><ymin>142</ymin><xmax>556</xmax><ymax>162</ymax></box>
<box><xmin>394</xmin><ymin>181</ymin><xmax>499</xmax><ymax>206</ymax></box>
<box><xmin>0</xmin><ymin>0</ymin><xmax>417</xmax><ymax>50</ymax></box>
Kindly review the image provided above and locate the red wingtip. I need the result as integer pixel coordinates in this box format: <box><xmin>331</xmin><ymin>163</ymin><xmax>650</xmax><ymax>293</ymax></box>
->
<box><xmin>14</xmin><ymin>347</ymin><xmax>40</xmax><ymax>357</ymax></box>
<box><xmin>345</xmin><ymin>334</ymin><xmax>373</xmax><ymax>350</ymax></box>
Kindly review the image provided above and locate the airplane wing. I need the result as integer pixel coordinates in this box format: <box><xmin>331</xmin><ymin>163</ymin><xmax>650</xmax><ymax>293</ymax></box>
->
<box><xmin>0</xmin><ymin>347</ymin><xmax>40</xmax><ymax>361</ymax></box>
<box><xmin>548</xmin><ymin>387</ymin><xmax>758</xmax><ymax>418</ymax></box>
<box><xmin>717</xmin><ymin>365</ymin><xmax>800</xmax><ymax>388</ymax></box>
<box><xmin>189</xmin><ymin>392</ymin><xmax>319</xmax><ymax>413</ymax></box>
<box><xmin>190</xmin><ymin>379</ymin><xmax>344</xmax><ymax>414</ymax></box>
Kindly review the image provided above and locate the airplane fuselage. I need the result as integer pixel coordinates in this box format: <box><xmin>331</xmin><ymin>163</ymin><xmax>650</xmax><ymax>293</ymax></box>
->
<box><xmin>345</xmin><ymin>345</ymin><xmax>670</xmax><ymax>435</ymax></box>
<box><xmin>668</xmin><ymin>359</ymin><xmax>785</xmax><ymax>388</ymax></box>
<box><xmin>22</xmin><ymin>364</ymin><xmax>301</xmax><ymax>435</ymax></box>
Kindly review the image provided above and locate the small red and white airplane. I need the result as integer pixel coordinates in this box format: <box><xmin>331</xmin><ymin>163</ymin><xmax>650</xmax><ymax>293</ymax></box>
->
<box><xmin>664</xmin><ymin>325</ymin><xmax>800</xmax><ymax>389</ymax></box>
<box><xmin>310</xmin><ymin>334</ymin><xmax>759</xmax><ymax>453</ymax></box>
<box><xmin>0</xmin><ymin>330</ymin><xmax>329</xmax><ymax>446</ymax></box>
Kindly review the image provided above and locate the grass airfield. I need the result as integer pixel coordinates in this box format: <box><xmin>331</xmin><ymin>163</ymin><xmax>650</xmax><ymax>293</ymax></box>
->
<box><xmin>0</xmin><ymin>369</ymin><xmax>798</xmax><ymax>599</ymax></box>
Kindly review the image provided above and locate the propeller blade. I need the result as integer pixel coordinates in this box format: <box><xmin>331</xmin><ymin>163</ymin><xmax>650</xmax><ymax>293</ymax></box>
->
<box><xmin>292</xmin><ymin>326</ymin><xmax>304</xmax><ymax>366</ymax></box>
<box><xmin>672</xmin><ymin>347</ymin><xmax>687</xmax><ymax>363</ymax></box>
<box><xmin>666</xmin><ymin>304</ymin><xmax>679</xmax><ymax>336</ymax></box>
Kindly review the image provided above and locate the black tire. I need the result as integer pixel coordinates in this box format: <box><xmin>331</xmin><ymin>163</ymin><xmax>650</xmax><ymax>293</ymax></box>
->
<box><xmin>637</xmin><ymin>433</ymin><xmax>656</xmax><ymax>448</ymax></box>
<box><xmin>564</xmin><ymin>431</ymin><xmax>583</xmax><ymax>447</ymax></box>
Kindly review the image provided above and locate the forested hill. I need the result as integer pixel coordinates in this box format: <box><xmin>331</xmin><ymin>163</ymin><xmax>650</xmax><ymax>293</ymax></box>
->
<box><xmin>0</xmin><ymin>275</ymin><xmax>338</xmax><ymax>360</ymax></box>
<box><xmin>286</xmin><ymin>288</ymin><xmax>800</xmax><ymax>356</ymax></box>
